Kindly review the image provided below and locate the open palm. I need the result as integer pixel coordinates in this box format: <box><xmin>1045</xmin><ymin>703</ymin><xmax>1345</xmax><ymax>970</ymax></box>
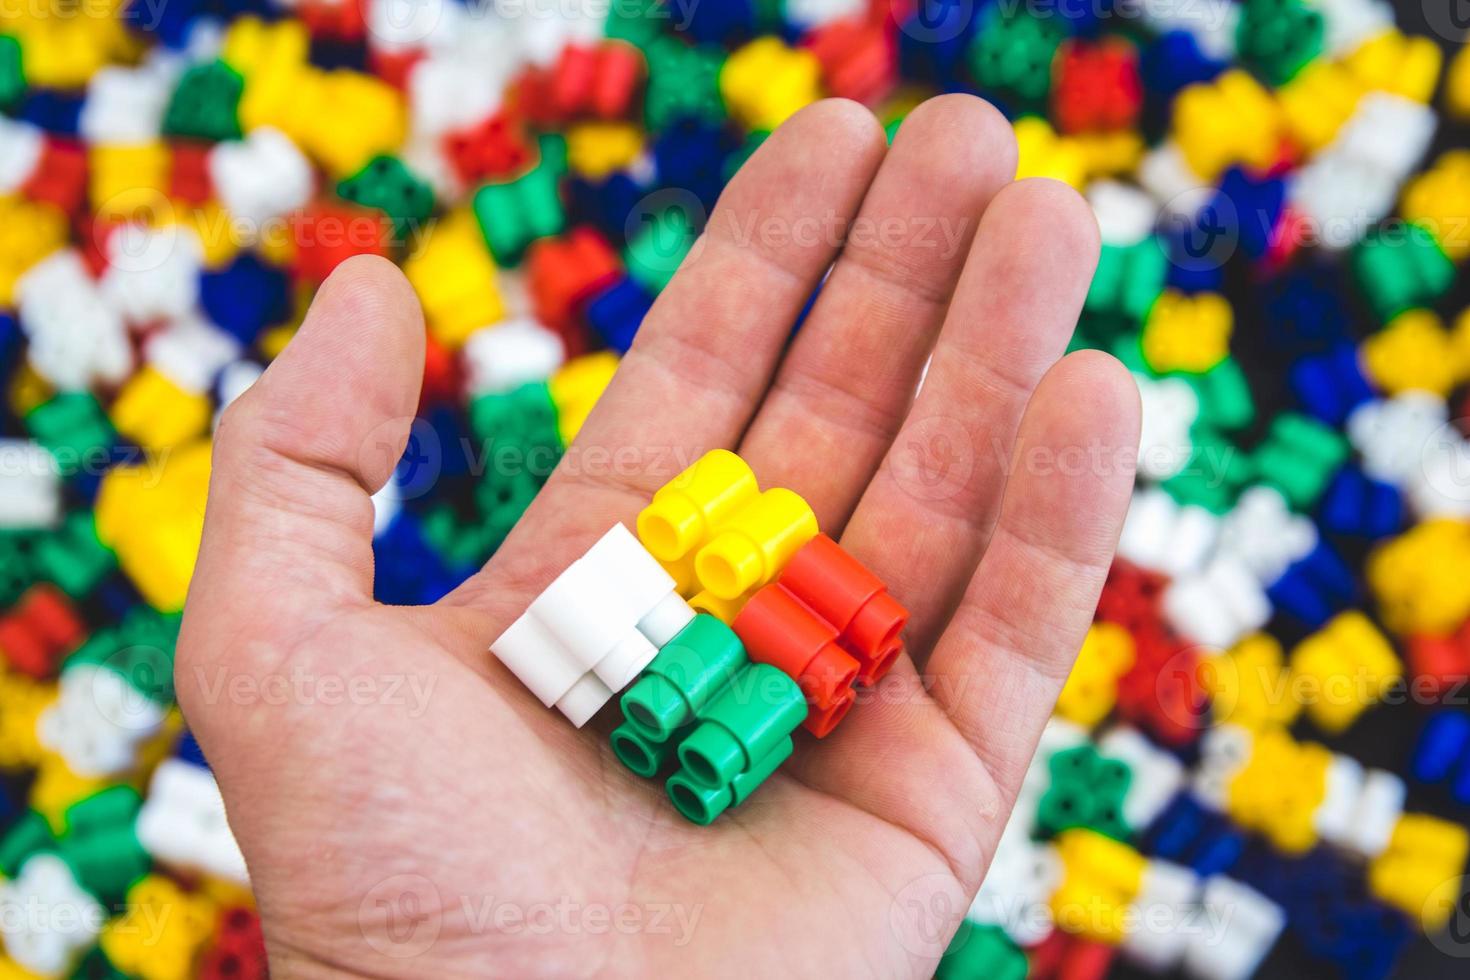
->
<box><xmin>176</xmin><ymin>96</ymin><xmax>1140</xmax><ymax>978</ymax></box>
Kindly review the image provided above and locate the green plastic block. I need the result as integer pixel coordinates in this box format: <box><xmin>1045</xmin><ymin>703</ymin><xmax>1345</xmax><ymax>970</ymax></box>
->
<box><xmin>71</xmin><ymin>947</ymin><xmax>129</xmax><ymax>980</ymax></box>
<box><xmin>58</xmin><ymin>788</ymin><xmax>148</xmax><ymax>906</ymax></box>
<box><xmin>469</xmin><ymin>382</ymin><xmax>562</xmax><ymax>539</ymax></box>
<box><xmin>26</xmin><ymin>393</ymin><xmax>116</xmax><ymax>471</ymax></box>
<box><xmin>1353</xmin><ymin>223</ymin><xmax>1456</xmax><ymax>323</ymax></box>
<box><xmin>610</xmin><ymin>719</ymin><xmax>688</xmax><ymax>778</ymax></box>
<box><xmin>967</xmin><ymin>6</ymin><xmax>1065</xmax><ymax>108</ymax></box>
<box><xmin>624</xmin><ymin>199</ymin><xmax>696</xmax><ymax>294</ymax></box>
<box><xmin>619</xmin><ymin>615</ymin><xmax>748</xmax><ymax>742</ymax></box>
<box><xmin>338</xmin><ymin>155</ymin><xmax>435</xmax><ymax>239</ymax></box>
<box><xmin>472</xmin><ymin>136</ymin><xmax>567</xmax><ymax>264</ymax></box>
<box><xmin>33</xmin><ymin>511</ymin><xmax>116</xmax><ymax>598</ymax></box>
<box><xmin>0</xmin><ymin>530</ymin><xmax>38</xmax><ymax>605</ymax></box>
<box><xmin>1036</xmin><ymin>745</ymin><xmax>1132</xmax><ymax>840</ymax></box>
<box><xmin>68</xmin><ymin>607</ymin><xmax>180</xmax><ymax>706</ymax></box>
<box><xmin>643</xmin><ymin>37</ymin><xmax>725</xmax><ymax>132</ymax></box>
<box><xmin>1163</xmin><ymin>430</ymin><xmax>1253</xmax><ymax>514</ymax></box>
<box><xmin>1253</xmin><ymin>412</ymin><xmax>1348</xmax><ymax>510</ymax></box>
<box><xmin>666</xmin><ymin>733</ymin><xmax>792</xmax><ymax>825</ymax></box>
<box><xmin>604</xmin><ymin>0</ymin><xmax>667</xmax><ymax>49</ymax></box>
<box><xmin>420</xmin><ymin>504</ymin><xmax>501</xmax><ymax>568</ymax></box>
<box><xmin>0</xmin><ymin>34</ymin><xmax>23</xmax><ymax>110</ymax></box>
<box><xmin>936</xmin><ymin>921</ymin><xmax>1028</xmax><ymax>980</ymax></box>
<box><xmin>676</xmin><ymin>663</ymin><xmax>807</xmax><ymax>789</ymax></box>
<box><xmin>1086</xmin><ymin>242</ymin><xmax>1167</xmax><ymax>325</ymax></box>
<box><xmin>1186</xmin><ymin>357</ymin><xmax>1255</xmax><ymax>432</ymax></box>
<box><xmin>162</xmin><ymin>59</ymin><xmax>244</xmax><ymax>142</ymax></box>
<box><xmin>1237</xmin><ymin>0</ymin><xmax>1324</xmax><ymax>86</ymax></box>
<box><xmin>0</xmin><ymin>811</ymin><xmax>56</xmax><ymax>878</ymax></box>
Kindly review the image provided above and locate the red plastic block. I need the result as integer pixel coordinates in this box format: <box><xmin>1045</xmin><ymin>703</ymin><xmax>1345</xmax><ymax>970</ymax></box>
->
<box><xmin>290</xmin><ymin>200</ymin><xmax>391</xmax><ymax>283</ymax></box>
<box><xmin>443</xmin><ymin>111</ymin><xmax>533</xmax><ymax>186</ymax></box>
<box><xmin>1052</xmin><ymin>38</ymin><xmax>1142</xmax><ymax>134</ymax></box>
<box><xmin>733</xmin><ymin>585</ymin><xmax>860</xmax><ymax>737</ymax></box>
<box><xmin>168</xmin><ymin>141</ymin><xmax>213</xmax><ymax>204</ymax></box>
<box><xmin>199</xmin><ymin>906</ymin><xmax>266</xmax><ymax>980</ymax></box>
<box><xmin>520</xmin><ymin>41</ymin><xmax>644</xmax><ymax>125</ymax></box>
<box><xmin>527</xmin><ymin>227</ymin><xmax>621</xmax><ymax>334</ymax></box>
<box><xmin>23</xmin><ymin>138</ymin><xmax>88</xmax><ymax>216</ymax></box>
<box><xmin>804</xmin><ymin>18</ymin><xmax>896</xmax><ymax>105</ymax></box>
<box><xmin>779</xmin><ymin>533</ymin><xmax>907</xmax><ymax>685</ymax></box>
<box><xmin>1030</xmin><ymin>930</ymin><xmax>1117</xmax><ymax>980</ymax></box>
<box><xmin>0</xmin><ymin>584</ymin><xmax>87</xmax><ymax>679</ymax></box>
<box><xmin>419</xmin><ymin>333</ymin><xmax>460</xmax><ymax>409</ymax></box>
<box><xmin>298</xmin><ymin>0</ymin><xmax>365</xmax><ymax>41</ymax></box>
<box><xmin>1408</xmin><ymin>624</ymin><xmax>1470</xmax><ymax>700</ymax></box>
<box><xmin>1095</xmin><ymin>560</ymin><xmax>1168</xmax><ymax>635</ymax></box>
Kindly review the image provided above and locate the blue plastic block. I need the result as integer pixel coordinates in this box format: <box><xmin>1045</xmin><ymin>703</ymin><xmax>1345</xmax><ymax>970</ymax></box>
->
<box><xmin>1264</xmin><ymin>268</ymin><xmax>1353</xmax><ymax>353</ymax></box>
<box><xmin>653</xmin><ymin>120</ymin><xmax>735</xmax><ymax>213</ymax></box>
<box><xmin>372</xmin><ymin>514</ymin><xmax>463</xmax><ymax>605</ymax></box>
<box><xmin>1217</xmin><ymin>167</ymin><xmax>1285</xmax><ymax>260</ymax></box>
<box><xmin>586</xmin><ymin>277</ymin><xmax>653</xmax><ymax>353</ymax></box>
<box><xmin>567</xmin><ymin>173</ymin><xmax>646</xmax><ymax>245</ymax></box>
<box><xmin>18</xmin><ymin>90</ymin><xmax>84</xmax><ymax>135</ymax></box>
<box><xmin>682</xmin><ymin>0</ymin><xmax>755</xmax><ymax>45</ymax></box>
<box><xmin>898</xmin><ymin>0</ymin><xmax>982</xmax><ymax>89</ymax></box>
<box><xmin>1141</xmin><ymin>30</ymin><xmax>1225</xmax><ymax>94</ymax></box>
<box><xmin>1414</xmin><ymin>711</ymin><xmax>1470</xmax><ymax>786</ymax></box>
<box><xmin>1319</xmin><ymin>467</ymin><xmax>1402</xmax><ymax>538</ymax></box>
<box><xmin>200</xmin><ymin>252</ymin><xmax>292</xmax><ymax>346</ymax></box>
<box><xmin>175</xmin><ymin>730</ymin><xmax>210</xmax><ymax>769</ymax></box>
<box><xmin>1268</xmin><ymin>541</ymin><xmax>1355</xmax><ymax>627</ymax></box>
<box><xmin>1289</xmin><ymin>344</ymin><xmax>1375</xmax><ymax>426</ymax></box>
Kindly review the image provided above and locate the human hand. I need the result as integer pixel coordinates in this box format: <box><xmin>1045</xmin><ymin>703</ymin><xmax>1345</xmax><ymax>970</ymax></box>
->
<box><xmin>177</xmin><ymin>95</ymin><xmax>1140</xmax><ymax>977</ymax></box>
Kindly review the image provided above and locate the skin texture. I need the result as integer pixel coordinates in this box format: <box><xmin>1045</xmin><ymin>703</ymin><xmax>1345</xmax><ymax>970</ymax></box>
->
<box><xmin>177</xmin><ymin>96</ymin><xmax>1141</xmax><ymax>978</ymax></box>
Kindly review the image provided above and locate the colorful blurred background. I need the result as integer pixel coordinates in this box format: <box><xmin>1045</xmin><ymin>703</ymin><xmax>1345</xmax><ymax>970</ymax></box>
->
<box><xmin>0</xmin><ymin>0</ymin><xmax>1469</xmax><ymax>977</ymax></box>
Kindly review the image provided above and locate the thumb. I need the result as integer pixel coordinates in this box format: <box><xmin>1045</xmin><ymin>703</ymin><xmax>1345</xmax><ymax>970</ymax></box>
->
<box><xmin>180</xmin><ymin>255</ymin><xmax>425</xmax><ymax>670</ymax></box>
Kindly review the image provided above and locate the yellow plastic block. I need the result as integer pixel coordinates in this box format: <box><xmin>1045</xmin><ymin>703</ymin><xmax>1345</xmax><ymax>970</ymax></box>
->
<box><xmin>1288</xmin><ymin>612</ymin><xmax>1402</xmax><ymax>735</ymax></box>
<box><xmin>1055</xmin><ymin>622</ymin><xmax>1136</xmax><ymax>729</ymax></box>
<box><xmin>403</xmin><ymin>209</ymin><xmax>505</xmax><ymax>350</ymax></box>
<box><xmin>720</xmin><ymin>37</ymin><xmax>823</xmax><ymax>131</ymax></box>
<box><xmin>0</xmin><ymin>672</ymin><xmax>54</xmax><ymax>771</ymax></box>
<box><xmin>0</xmin><ymin>196</ymin><xmax>69</xmax><ymax>305</ymax></box>
<box><xmin>1074</xmin><ymin>131</ymin><xmax>1145</xmax><ymax>179</ymax></box>
<box><xmin>89</xmin><ymin>142</ymin><xmax>171</xmax><ymax>221</ymax></box>
<box><xmin>548</xmin><ymin>351</ymin><xmax>618</xmax><ymax>445</ymax></box>
<box><xmin>1361</xmin><ymin>310</ymin><xmax>1459</xmax><ymax>398</ymax></box>
<box><xmin>167</xmin><ymin>200</ymin><xmax>243</xmax><ymax>269</ymax></box>
<box><xmin>1201</xmin><ymin>633</ymin><xmax>1301</xmax><ymax>732</ymax></box>
<box><xmin>95</xmin><ymin>440</ymin><xmax>212</xmax><ymax>613</ymax></box>
<box><xmin>1277</xmin><ymin>60</ymin><xmax>1364</xmax><ymax>153</ymax></box>
<box><xmin>1173</xmin><ymin>71</ymin><xmax>1282</xmax><ymax>181</ymax></box>
<box><xmin>110</xmin><ymin>368</ymin><xmax>213</xmax><ymax>452</ymax></box>
<box><xmin>6</xmin><ymin>4</ymin><xmax>137</xmax><ymax>89</ymax></box>
<box><xmin>1368</xmin><ymin>520</ymin><xmax>1470</xmax><ymax>636</ymax></box>
<box><xmin>1014</xmin><ymin>116</ymin><xmax>1087</xmax><ymax>189</ymax></box>
<box><xmin>638</xmin><ymin>449</ymin><xmax>760</xmax><ymax>563</ymax></box>
<box><xmin>696</xmin><ymin>488</ymin><xmax>819</xmax><ymax>600</ymax></box>
<box><xmin>0</xmin><ymin>955</ymin><xmax>45</xmax><ymax>980</ymax></box>
<box><xmin>227</xmin><ymin>17</ymin><xmax>312</xmax><ymax>137</ymax></box>
<box><xmin>1051</xmin><ymin>829</ymin><xmax>1146</xmax><ymax>944</ymax></box>
<box><xmin>296</xmin><ymin>71</ymin><xmax>408</xmax><ymax>178</ymax></box>
<box><xmin>1449</xmin><ymin>44</ymin><xmax>1470</xmax><ymax>120</ymax></box>
<box><xmin>1225</xmin><ymin>729</ymin><xmax>1331</xmax><ymax>854</ymax></box>
<box><xmin>1369</xmin><ymin>813</ymin><xmax>1470</xmax><ymax>930</ymax></box>
<box><xmin>32</xmin><ymin>754</ymin><xmax>111</xmax><ymax>834</ymax></box>
<box><xmin>102</xmin><ymin>876</ymin><xmax>217</xmax><ymax>980</ymax></box>
<box><xmin>567</xmin><ymin>122</ymin><xmax>645</xmax><ymax>180</ymax></box>
<box><xmin>1141</xmin><ymin>290</ymin><xmax>1232</xmax><ymax>373</ymax></box>
<box><xmin>1346</xmin><ymin>29</ymin><xmax>1443</xmax><ymax>104</ymax></box>
<box><xmin>1401</xmin><ymin>150</ymin><xmax>1470</xmax><ymax>263</ymax></box>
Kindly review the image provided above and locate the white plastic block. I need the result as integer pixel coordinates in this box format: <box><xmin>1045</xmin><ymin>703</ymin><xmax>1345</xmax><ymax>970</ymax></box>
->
<box><xmin>1193</xmin><ymin>724</ymin><xmax>1253</xmax><ymax>811</ymax></box>
<box><xmin>1314</xmin><ymin>752</ymin><xmax>1364</xmax><ymax>848</ymax></box>
<box><xmin>1099</xmin><ymin>726</ymin><xmax>1185</xmax><ymax>831</ymax></box>
<box><xmin>1183</xmin><ymin>877</ymin><xmax>1283</xmax><ymax>980</ymax></box>
<box><xmin>136</xmin><ymin>758</ymin><xmax>250</xmax><ymax>884</ymax></box>
<box><xmin>785</xmin><ymin>0</ymin><xmax>868</xmax><ymax>28</ymax></box>
<box><xmin>16</xmin><ymin>251</ymin><xmax>133</xmax><ymax>391</ymax></box>
<box><xmin>1218</xmin><ymin>485</ymin><xmax>1317</xmax><ymax>584</ymax></box>
<box><xmin>1408</xmin><ymin>434</ymin><xmax>1470</xmax><ymax>520</ymax></box>
<box><xmin>490</xmin><ymin>524</ymin><xmax>696</xmax><ymax>725</ymax></box>
<box><xmin>37</xmin><ymin>664</ymin><xmax>167</xmax><ymax>778</ymax></box>
<box><xmin>463</xmin><ymin>318</ymin><xmax>566</xmax><ymax>396</ymax></box>
<box><xmin>1287</xmin><ymin>151</ymin><xmax>1398</xmax><ymax>250</ymax></box>
<box><xmin>408</xmin><ymin>50</ymin><xmax>509</xmax><ymax>139</ymax></box>
<box><xmin>969</xmin><ymin>829</ymin><xmax>1061</xmax><ymax>947</ymax></box>
<box><xmin>1347</xmin><ymin>392</ymin><xmax>1448</xmax><ymax>486</ymax></box>
<box><xmin>1139</xmin><ymin>143</ymin><xmax>1212</xmax><ymax>216</ymax></box>
<box><xmin>1119</xmin><ymin>488</ymin><xmax>1219</xmax><ymax>579</ymax></box>
<box><xmin>146</xmin><ymin>315</ymin><xmax>242</xmax><ymax>394</ymax></box>
<box><xmin>371</xmin><ymin>475</ymin><xmax>403</xmax><ymax>538</ymax></box>
<box><xmin>100</xmin><ymin>223</ymin><xmax>204</xmax><ymax>325</ymax></box>
<box><xmin>209</xmin><ymin>127</ymin><xmax>315</xmax><ymax>234</ymax></box>
<box><xmin>1137</xmin><ymin>375</ymin><xmax>1199</xmax><ymax>482</ymax></box>
<box><xmin>0</xmin><ymin>440</ymin><xmax>62</xmax><ymax>529</ymax></box>
<box><xmin>0</xmin><ymin>116</ymin><xmax>44</xmax><ymax>192</ymax></box>
<box><xmin>0</xmin><ymin>854</ymin><xmax>105</xmax><ymax>977</ymax></box>
<box><xmin>79</xmin><ymin>64</ymin><xmax>175</xmax><ymax>143</ymax></box>
<box><xmin>1162</xmin><ymin>555</ymin><xmax>1270</xmax><ymax>650</ymax></box>
<box><xmin>1335</xmin><ymin>94</ymin><xmax>1437</xmax><ymax>181</ymax></box>
<box><xmin>1349</xmin><ymin>768</ymin><xmax>1405</xmax><ymax>859</ymax></box>
<box><xmin>1124</xmin><ymin>859</ymin><xmax>1201</xmax><ymax>973</ymax></box>
<box><xmin>365</xmin><ymin>0</ymin><xmax>465</xmax><ymax>53</ymax></box>
<box><xmin>1090</xmin><ymin>181</ymin><xmax>1161</xmax><ymax>248</ymax></box>
<box><xmin>1316</xmin><ymin>0</ymin><xmax>1394</xmax><ymax>56</ymax></box>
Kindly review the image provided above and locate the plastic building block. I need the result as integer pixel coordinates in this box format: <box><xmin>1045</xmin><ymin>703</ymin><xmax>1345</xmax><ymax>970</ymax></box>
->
<box><xmin>1054</xmin><ymin>622</ymin><xmax>1135</xmax><ymax>729</ymax></box>
<box><xmin>1141</xmin><ymin>290</ymin><xmax>1232</xmax><ymax>374</ymax></box>
<box><xmin>1037</xmin><ymin>745</ymin><xmax>1132</xmax><ymax>841</ymax></box>
<box><xmin>290</xmin><ymin>199</ymin><xmax>391</xmax><ymax>283</ymax></box>
<box><xmin>136</xmin><ymin>758</ymin><xmax>249</xmax><ymax>883</ymax></box>
<box><xmin>619</xmin><ymin>614</ymin><xmax>747</xmax><ymax>743</ymax></box>
<box><xmin>585</xmin><ymin>276</ymin><xmax>654</xmax><ymax>353</ymax></box>
<box><xmin>472</xmin><ymin>135</ymin><xmax>568</xmax><ymax>264</ymax></box>
<box><xmin>1354</xmin><ymin>224</ymin><xmax>1456</xmax><ymax>323</ymax></box>
<box><xmin>0</xmin><ymin>583</ymin><xmax>85</xmax><ymax>678</ymax></box>
<box><xmin>1368</xmin><ymin>813</ymin><xmax>1470</xmax><ymax>929</ymax></box>
<box><xmin>402</xmin><ymin>207</ymin><xmax>507</xmax><ymax>350</ymax></box>
<box><xmin>162</xmin><ymin>60</ymin><xmax>244</xmax><ymax>142</ymax></box>
<box><xmin>935</xmin><ymin>921</ymin><xmax>1027</xmax><ymax>980</ymax></box>
<box><xmin>732</xmin><ymin>581</ymin><xmax>858</xmax><ymax>736</ymax></box>
<box><xmin>1236</xmin><ymin>0</ymin><xmax>1323</xmax><ymax>86</ymax></box>
<box><xmin>336</xmin><ymin>154</ymin><xmax>435</xmax><ymax>240</ymax></box>
<box><xmin>720</xmin><ymin>38</ymin><xmax>821</xmax><ymax>132</ymax></box>
<box><xmin>1289</xmin><ymin>611</ymin><xmax>1402</xmax><ymax>734</ymax></box>
<box><xmin>1049</xmin><ymin>829</ymin><xmax>1146</xmax><ymax>944</ymax></box>
<box><xmin>490</xmin><ymin>523</ymin><xmax>695</xmax><ymax>726</ymax></box>
<box><xmin>642</xmin><ymin>37</ymin><xmax>725</xmax><ymax>132</ymax></box>
<box><xmin>526</xmin><ymin>227</ymin><xmax>621</xmax><ymax>335</ymax></box>
<box><xmin>1053</xmin><ymin>38</ymin><xmax>1142</xmax><ymax>135</ymax></box>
